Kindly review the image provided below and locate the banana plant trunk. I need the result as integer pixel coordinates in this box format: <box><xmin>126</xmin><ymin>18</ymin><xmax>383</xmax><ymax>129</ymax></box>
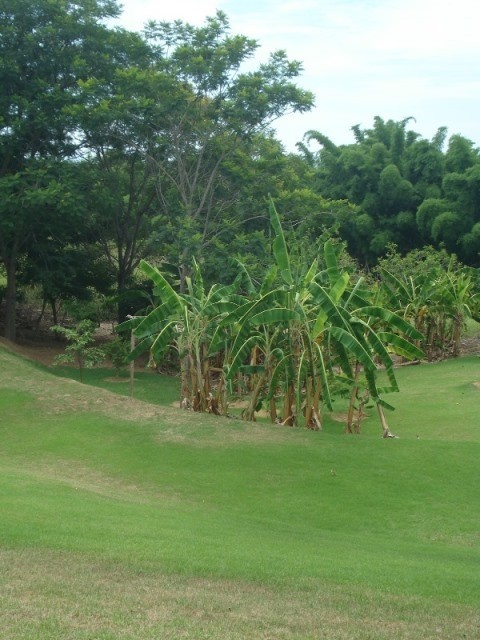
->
<box><xmin>269</xmin><ymin>396</ymin><xmax>277</xmax><ymax>422</ymax></box>
<box><xmin>282</xmin><ymin>383</ymin><xmax>295</xmax><ymax>426</ymax></box>
<box><xmin>310</xmin><ymin>380</ymin><xmax>322</xmax><ymax>430</ymax></box>
<box><xmin>377</xmin><ymin>403</ymin><xmax>396</xmax><ymax>438</ymax></box>
<box><xmin>244</xmin><ymin>368</ymin><xmax>268</xmax><ymax>421</ymax></box>
<box><xmin>346</xmin><ymin>361</ymin><xmax>361</xmax><ymax>434</ymax></box>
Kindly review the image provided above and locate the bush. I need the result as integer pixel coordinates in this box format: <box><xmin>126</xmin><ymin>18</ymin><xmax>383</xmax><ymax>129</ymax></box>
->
<box><xmin>104</xmin><ymin>336</ymin><xmax>130</xmax><ymax>374</ymax></box>
<box><xmin>51</xmin><ymin>320</ymin><xmax>105</xmax><ymax>382</ymax></box>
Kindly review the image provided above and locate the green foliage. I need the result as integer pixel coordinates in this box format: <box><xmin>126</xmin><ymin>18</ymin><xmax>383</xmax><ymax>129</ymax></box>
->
<box><xmin>103</xmin><ymin>336</ymin><xmax>130</xmax><ymax>374</ymax></box>
<box><xmin>2</xmin><ymin>0</ymin><xmax>480</xmax><ymax>348</ymax></box>
<box><xmin>301</xmin><ymin>117</ymin><xmax>480</xmax><ymax>266</ymax></box>
<box><xmin>142</xmin><ymin>11</ymin><xmax>314</xmax><ymax>286</ymax></box>
<box><xmin>62</xmin><ymin>291</ymin><xmax>116</xmax><ymax>325</ymax></box>
<box><xmin>51</xmin><ymin>320</ymin><xmax>105</xmax><ymax>382</ymax></box>
<box><xmin>71</xmin><ymin>59</ymin><xmax>172</xmax><ymax>322</ymax></box>
<box><xmin>124</xmin><ymin>202</ymin><xmax>422</xmax><ymax>434</ymax></box>
<box><xmin>0</xmin><ymin>0</ymin><xmax>137</xmax><ymax>338</ymax></box>
<box><xmin>377</xmin><ymin>246</ymin><xmax>479</xmax><ymax>360</ymax></box>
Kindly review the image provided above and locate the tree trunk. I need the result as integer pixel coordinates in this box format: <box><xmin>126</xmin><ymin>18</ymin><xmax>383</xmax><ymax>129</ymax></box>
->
<box><xmin>282</xmin><ymin>383</ymin><xmax>295</xmax><ymax>426</ymax></box>
<box><xmin>34</xmin><ymin>298</ymin><xmax>47</xmax><ymax>337</ymax></box>
<box><xmin>346</xmin><ymin>361</ymin><xmax>361</xmax><ymax>434</ymax></box>
<box><xmin>244</xmin><ymin>369</ymin><xmax>268</xmax><ymax>421</ymax></box>
<box><xmin>117</xmin><ymin>272</ymin><xmax>130</xmax><ymax>325</ymax></box>
<box><xmin>4</xmin><ymin>254</ymin><xmax>17</xmax><ymax>342</ymax></box>
<box><xmin>377</xmin><ymin>403</ymin><xmax>396</xmax><ymax>438</ymax></box>
<box><xmin>50</xmin><ymin>298</ymin><xmax>58</xmax><ymax>326</ymax></box>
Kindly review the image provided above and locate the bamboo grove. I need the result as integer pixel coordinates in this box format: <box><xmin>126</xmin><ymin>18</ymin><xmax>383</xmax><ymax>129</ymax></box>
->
<box><xmin>120</xmin><ymin>203</ymin><xmax>425</xmax><ymax>437</ymax></box>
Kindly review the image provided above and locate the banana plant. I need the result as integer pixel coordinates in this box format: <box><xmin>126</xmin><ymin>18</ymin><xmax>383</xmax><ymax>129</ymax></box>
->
<box><xmin>379</xmin><ymin>254</ymin><xmax>477</xmax><ymax>360</ymax></box>
<box><xmin>309</xmin><ymin>255</ymin><xmax>424</xmax><ymax>435</ymax></box>
<box><xmin>225</xmin><ymin>200</ymin><xmax>424</xmax><ymax>433</ymax></box>
<box><xmin>223</xmin><ymin>201</ymin><xmax>327</xmax><ymax>428</ymax></box>
<box><xmin>118</xmin><ymin>258</ymin><xmax>243</xmax><ymax>413</ymax></box>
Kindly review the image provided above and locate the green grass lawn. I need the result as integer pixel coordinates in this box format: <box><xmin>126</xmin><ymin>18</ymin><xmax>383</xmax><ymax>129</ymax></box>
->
<box><xmin>1</xmin><ymin>346</ymin><xmax>479</xmax><ymax>639</ymax></box>
<box><xmin>49</xmin><ymin>363</ymin><xmax>181</xmax><ymax>407</ymax></box>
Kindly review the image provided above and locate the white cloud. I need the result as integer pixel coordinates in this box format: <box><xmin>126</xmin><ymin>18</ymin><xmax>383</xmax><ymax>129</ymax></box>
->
<box><xmin>115</xmin><ymin>0</ymin><xmax>480</xmax><ymax>149</ymax></box>
<box><xmin>372</xmin><ymin>0</ymin><xmax>480</xmax><ymax>58</ymax></box>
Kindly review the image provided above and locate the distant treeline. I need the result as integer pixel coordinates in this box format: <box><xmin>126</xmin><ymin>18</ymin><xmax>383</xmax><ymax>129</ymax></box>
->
<box><xmin>1</xmin><ymin>1</ymin><xmax>479</xmax><ymax>341</ymax></box>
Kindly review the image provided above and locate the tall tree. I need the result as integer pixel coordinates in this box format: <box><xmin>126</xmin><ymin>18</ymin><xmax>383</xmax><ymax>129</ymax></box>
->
<box><xmin>143</xmin><ymin>11</ymin><xmax>314</xmax><ymax>289</ymax></box>
<box><xmin>0</xmin><ymin>0</ymin><xmax>139</xmax><ymax>339</ymax></box>
<box><xmin>299</xmin><ymin>118</ymin><xmax>480</xmax><ymax>266</ymax></box>
<box><xmin>70</xmin><ymin>47</ymin><xmax>185</xmax><ymax>322</ymax></box>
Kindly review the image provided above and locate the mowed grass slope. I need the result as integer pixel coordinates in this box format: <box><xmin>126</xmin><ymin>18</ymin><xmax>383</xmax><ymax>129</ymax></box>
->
<box><xmin>1</xmin><ymin>347</ymin><xmax>479</xmax><ymax>639</ymax></box>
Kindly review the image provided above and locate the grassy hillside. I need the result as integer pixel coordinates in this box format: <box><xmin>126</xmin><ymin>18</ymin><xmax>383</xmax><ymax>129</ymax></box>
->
<box><xmin>1</xmin><ymin>346</ymin><xmax>479</xmax><ymax>639</ymax></box>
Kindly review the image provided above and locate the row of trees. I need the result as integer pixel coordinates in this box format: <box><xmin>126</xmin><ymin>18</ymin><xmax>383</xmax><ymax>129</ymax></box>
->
<box><xmin>1</xmin><ymin>0</ymin><xmax>479</xmax><ymax>353</ymax></box>
<box><xmin>299</xmin><ymin>118</ymin><xmax>480</xmax><ymax>266</ymax></box>
<box><xmin>0</xmin><ymin>0</ymin><xmax>313</xmax><ymax>340</ymax></box>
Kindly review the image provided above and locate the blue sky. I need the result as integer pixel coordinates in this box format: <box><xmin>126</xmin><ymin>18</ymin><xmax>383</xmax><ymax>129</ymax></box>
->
<box><xmin>114</xmin><ymin>0</ymin><xmax>480</xmax><ymax>152</ymax></box>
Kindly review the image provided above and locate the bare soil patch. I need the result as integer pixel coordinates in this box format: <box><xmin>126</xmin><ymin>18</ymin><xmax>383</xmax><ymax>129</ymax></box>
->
<box><xmin>0</xmin><ymin>336</ymin><xmax>65</xmax><ymax>367</ymax></box>
<box><xmin>461</xmin><ymin>336</ymin><xmax>480</xmax><ymax>356</ymax></box>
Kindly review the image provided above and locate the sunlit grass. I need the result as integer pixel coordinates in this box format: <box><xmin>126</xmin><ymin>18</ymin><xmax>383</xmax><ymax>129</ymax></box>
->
<box><xmin>50</xmin><ymin>364</ymin><xmax>181</xmax><ymax>407</ymax></box>
<box><xmin>1</xmin><ymin>345</ymin><xmax>479</xmax><ymax>639</ymax></box>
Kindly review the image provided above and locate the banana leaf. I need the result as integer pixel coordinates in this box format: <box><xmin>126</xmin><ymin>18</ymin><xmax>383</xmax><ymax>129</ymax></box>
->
<box><xmin>126</xmin><ymin>335</ymin><xmax>155</xmax><ymax>361</ymax></box>
<box><xmin>359</xmin><ymin>322</ymin><xmax>398</xmax><ymax>392</ymax></box>
<box><xmin>376</xmin><ymin>397</ymin><xmax>396</xmax><ymax>411</ymax></box>
<box><xmin>323</xmin><ymin>239</ymin><xmax>341</xmax><ymax>285</ymax></box>
<box><xmin>260</xmin><ymin>265</ymin><xmax>279</xmax><ymax>296</ymax></box>
<box><xmin>309</xmin><ymin>282</ymin><xmax>351</xmax><ymax>330</ymax></box>
<box><xmin>329</xmin><ymin>271</ymin><xmax>350</xmax><ymax>304</ymax></box>
<box><xmin>265</xmin><ymin>353</ymin><xmax>292</xmax><ymax>401</ymax></box>
<box><xmin>302</xmin><ymin>257</ymin><xmax>319</xmax><ymax>288</ymax></box>
<box><xmin>354</xmin><ymin>306</ymin><xmax>423</xmax><ymax>340</ymax></box>
<box><xmin>139</xmin><ymin>260</ymin><xmax>184</xmax><ymax>314</ymax></box>
<box><xmin>329</xmin><ymin>325</ymin><xmax>376</xmax><ymax>373</ymax></box>
<box><xmin>116</xmin><ymin>315</ymin><xmax>145</xmax><ymax>334</ymax></box>
<box><xmin>376</xmin><ymin>331</ymin><xmax>424</xmax><ymax>360</ymax></box>
<box><xmin>269</xmin><ymin>199</ymin><xmax>293</xmax><ymax>286</ymax></box>
<box><xmin>250</xmin><ymin>307</ymin><xmax>301</xmax><ymax>326</ymax></box>
<box><xmin>227</xmin><ymin>334</ymin><xmax>261</xmax><ymax>379</ymax></box>
<box><xmin>150</xmin><ymin>320</ymin><xmax>179</xmax><ymax>361</ymax></box>
<box><xmin>133</xmin><ymin>303</ymin><xmax>174</xmax><ymax>339</ymax></box>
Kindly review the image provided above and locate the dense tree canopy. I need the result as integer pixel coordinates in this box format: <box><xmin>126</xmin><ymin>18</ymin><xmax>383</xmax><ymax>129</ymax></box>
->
<box><xmin>299</xmin><ymin>117</ymin><xmax>480</xmax><ymax>266</ymax></box>
<box><xmin>0</xmin><ymin>0</ymin><xmax>141</xmax><ymax>338</ymax></box>
<box><xmin>1</xmin><ymin>1</ymin><xmax>480</xmax><ymax>348</ymax></box>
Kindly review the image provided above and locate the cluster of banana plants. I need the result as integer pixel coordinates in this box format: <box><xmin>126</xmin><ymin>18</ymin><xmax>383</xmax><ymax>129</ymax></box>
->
<box><xmin>378</xmin><ymin>253</ymin><xmax>478</xmax><ymax>361</ymax></box>
<box><xmin>119</xmin><ymin>202</ymin><xmax>424</xmax><ymax>435</ymax></box>
<box><xmin>119</xmin><ymin>258</ymin><xmax>242</xmax><ymax>414</ymax></box>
